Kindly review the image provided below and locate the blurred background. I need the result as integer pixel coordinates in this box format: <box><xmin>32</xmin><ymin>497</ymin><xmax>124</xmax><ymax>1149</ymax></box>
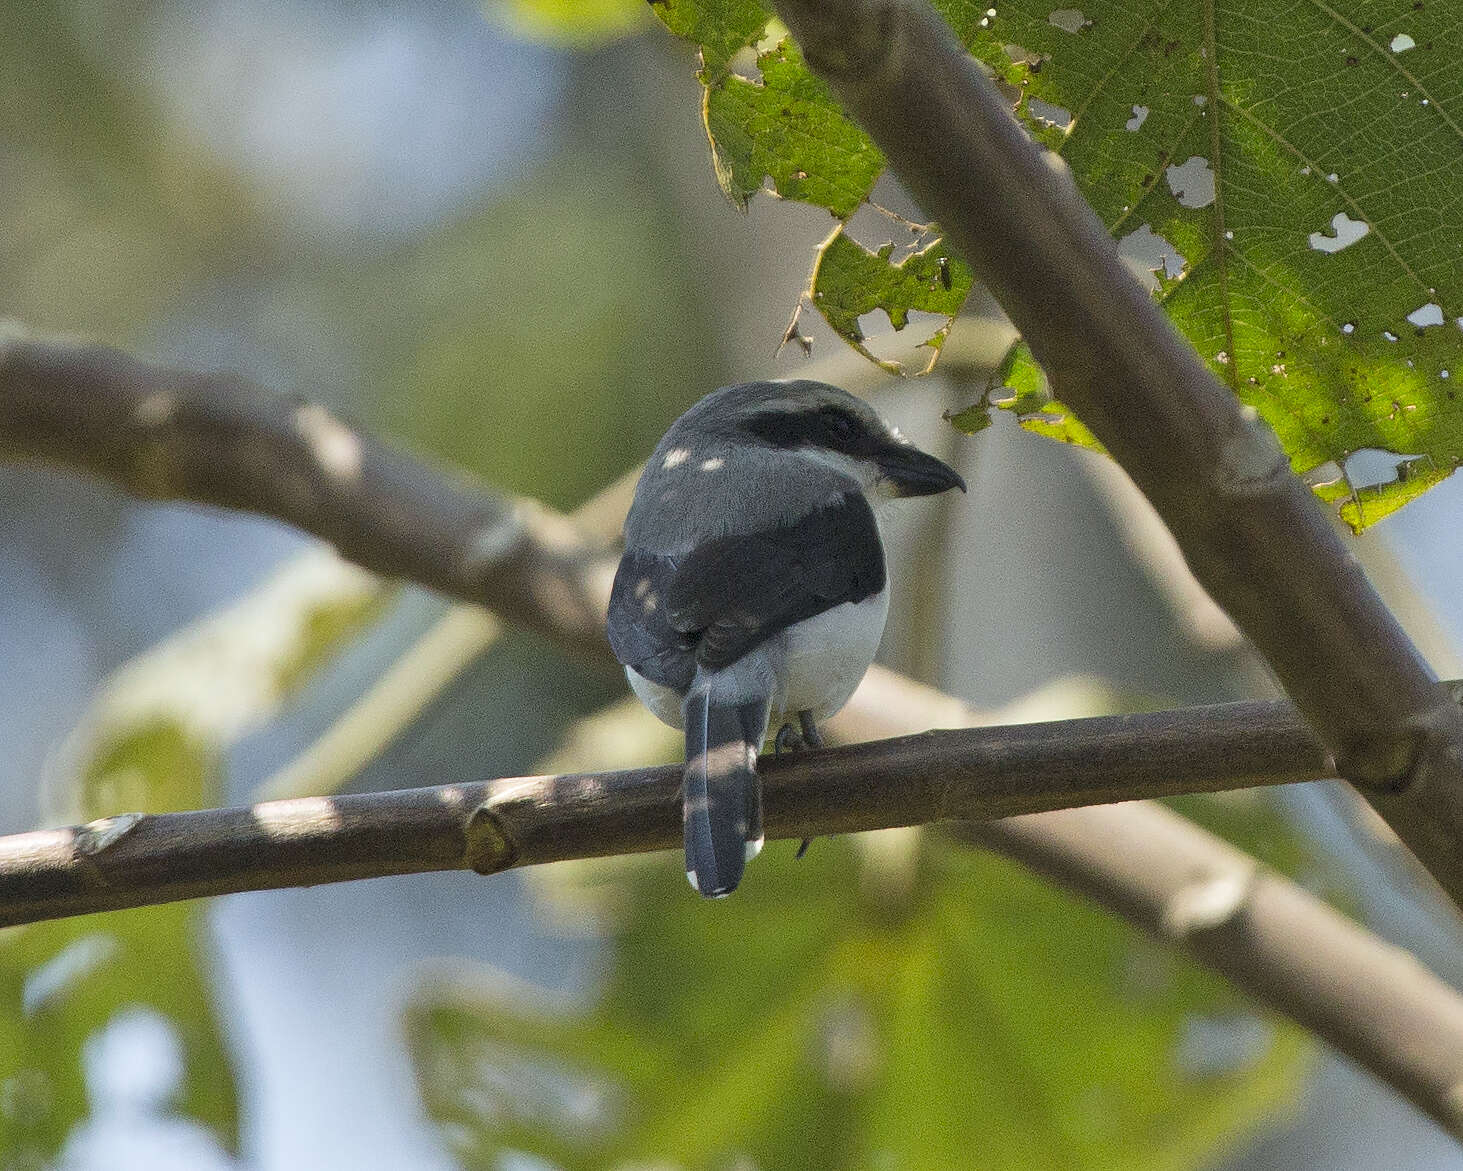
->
<box><xmin>6</xmin><ymin>1</ymin><xmax>1463</xmax><ymax>1168</ymax></box>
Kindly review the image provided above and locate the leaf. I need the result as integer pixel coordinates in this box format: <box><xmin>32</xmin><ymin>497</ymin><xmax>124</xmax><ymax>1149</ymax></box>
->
<box><xmin>484</xmin><ymin>0</ymin><xmax>651</xmax><ymax>45</ymax></box>
<box><xmin>810</xmin><ymin>228</ymin><xmax>977</xmax><ymax>373</ymax></box>
<box><xmin>0</xmin><ymin>551</ymin><xmax>388</xmax><ymax>1164</ymax></box>
<box><xmin>407</xmin><ymin>835</ymin><xmax>1312</xmax><ymax>1171</ymax></box>
<box><xmin>955</xmin><ymin>0</ymin><xmax>1463</xmax><ymax>528</ymax></box>
<box><xmin>652</xmin><ymin>5</ymin><xmax>976</xmax><ymax>370</ymax></box>
<box><xmin>704</xmin><ymin>39</ymin><xmax>884</xmax><ymax>217</ymax></box>
<box><xmin>650</xmin><ymin>0</ymin><xmax>772</xmax><ymax>83</ymax></box>
<box><xmin>657</xmin><ymin>0</ymin><xmax>1463</xmax><ymax>527</ymax></box>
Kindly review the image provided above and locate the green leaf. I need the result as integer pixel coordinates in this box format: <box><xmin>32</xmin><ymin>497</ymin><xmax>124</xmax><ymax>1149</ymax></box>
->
<box><xmin>0</xmin><ymin>552</ymin><xmax>388</xmax><ymax>1164</ymax></box>
<box><xmin>650</xmin><ymin>0</ymin><xmax>772</xmax><ymax>83</ymax></box>
<box><xmin>705</xmin><ymin>38</ymin><xmax>885</xmax><ymax>217</ymax></box>
<box><xmin>810</xmin><ymin>228</ymin><xmax>976</xmax><ymax>374</ymax></box>
<box><xmin>651</xmin><ymin>5</ymin><xmax>975</xmax><ymax>365</ymax></box>
<box><xmin>484</xmin><ymin>0</ymin><xmax>651</xmax><ymax>45</ymax></box>
<box><xmin>657</xmin><ymin>0</ymin><xmax>1463</xmax><ymax>527</ymax></box>
<box><xmin>407</xmin><ymin>836</ymin><xmax>1312</xmax><ymax>1170</ymax></box>
<box><xmin>953</xmin><ymin>0</ymin><xmax>1463</xmax><ymax>527</ymax></box>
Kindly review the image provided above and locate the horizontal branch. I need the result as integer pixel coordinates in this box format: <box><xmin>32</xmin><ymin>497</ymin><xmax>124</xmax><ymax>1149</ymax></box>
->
<box><xmin>0</xmin><ymin>699</ymin><xmax>1331</xmax><ymax>926</ymax></box>
<box><xmin>772</xmin><ymin>0</ymin><xmax>1463</xmax><ymax>908</ymax></box>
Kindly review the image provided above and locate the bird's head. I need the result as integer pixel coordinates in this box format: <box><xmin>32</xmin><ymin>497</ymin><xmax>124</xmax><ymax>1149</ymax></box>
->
<box><xmin>676</xmin><ymin>379</ymin><xmax>967</xmax><ymax>499</ymax></box>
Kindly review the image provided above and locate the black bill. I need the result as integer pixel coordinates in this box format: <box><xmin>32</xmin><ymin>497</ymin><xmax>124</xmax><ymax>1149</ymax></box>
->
<box><xmin>877</xmin><ymin>444</ymin><xmax>967</xmax><ymax>497</ymax></box>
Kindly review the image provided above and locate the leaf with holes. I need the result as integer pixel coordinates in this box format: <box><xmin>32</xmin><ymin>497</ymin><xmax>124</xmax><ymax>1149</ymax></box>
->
<box><xmin>810</xmin><ymin>228</ymin><xmax>977</xmax><ymax>373</ymax></box>
<box><xmin>407</xmin><ymin>834</ymin><xmax>1312</xmax><ymax>1170</ymax></box>
<box><xmin>656</xmin><ymin>0</ymin><xmax>1463</xmax><ymax>528</ymax></box>
<box><xmin>705</xmin><ymin>38</ymin><xmax>884</xmax><ymax>218</ymax></box>
<box><xmin>0</xmin><ymin>552</ymin><xmax>386</xmax><ymax>1164</ymax></box>
<box><xmin>653</xmin><ymin>4</ymin><xmax>975</xmax><ymax>374</ymax></box>
<box><xmin>650</xmin><ymin>0</ymin><xmax>771</xmax><ymax>82</ymax></box>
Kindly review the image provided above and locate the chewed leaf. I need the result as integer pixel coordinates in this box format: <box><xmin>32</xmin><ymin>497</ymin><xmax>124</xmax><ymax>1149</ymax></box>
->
<box><xmin>952</xmin><ymin>0</ymin><xmax>1463</xmax><ymax>528</ymax></box>
<box><xmin>1314</xmin><ymin>453</ymin><xmax>1452</xmax><ymax>533</ymax></box>
<box><xmin>810</xmin><ymin>228</ymin><xmax>974</xmax><ymax>373</ymax></box>
<box><xmin>657</xmin><ymin>0</ymin><xmax>1463</xmax><ymax>527</ymax></box>
<box><xmin>705</xmin><ymin>38</ymin><xmax>884</xmax><ymax>218</ymax></box>
<box><xmin>650</xmin><ymin>0</ymin><xmax>770</xmax><ymax>83</ymax></box>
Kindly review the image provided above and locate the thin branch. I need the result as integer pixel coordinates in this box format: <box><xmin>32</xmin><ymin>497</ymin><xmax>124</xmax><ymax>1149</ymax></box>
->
<box><xmin>252</xmin><ymin>604</ymin><xmax>502</xmax><ymax>804</ymax></box>
<box><xmin>770</xmin><ymin>0</ymin><xmax>1463</xmax><ymax>909</ymax></box>
<box><xmin>253</xmin><ymin>464</ymin><xmax>649</xmax><ymax>804</ymax></box>
<box><xmin>0</xmin><ymin>698</ymin><xmax>1332</xmax><ymax>927</ymax></box>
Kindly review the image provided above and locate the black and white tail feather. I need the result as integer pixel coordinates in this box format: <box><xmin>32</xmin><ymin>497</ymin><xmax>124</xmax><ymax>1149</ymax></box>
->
<box><xmin>682</xmin><ymin>689</ymin><xmax>769</xmax><ymax>897</ymax></box>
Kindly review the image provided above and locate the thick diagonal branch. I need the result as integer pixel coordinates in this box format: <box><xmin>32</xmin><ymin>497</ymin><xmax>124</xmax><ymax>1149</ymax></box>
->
<box><xmin>771</xmin><ymin>0</ymin><xmax>1463</xmax><ymax>907</ymax></box>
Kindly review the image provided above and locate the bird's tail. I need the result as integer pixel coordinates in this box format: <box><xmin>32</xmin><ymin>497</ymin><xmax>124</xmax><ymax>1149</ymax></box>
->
<box><xmin>682</xmin><ymin>689</ymin><xmax>768</xmax><ymax>898</ymax></box>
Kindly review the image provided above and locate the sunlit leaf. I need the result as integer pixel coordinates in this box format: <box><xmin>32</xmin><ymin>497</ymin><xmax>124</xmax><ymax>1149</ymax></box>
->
<box><xmin>485</xmin><ymin>0</ymin><xmax>651</xmax><ymax>45</ymax></box>
<box><xmin>0</xmin><ymin>551</ymin><xmax>388</xmax><ymax>1163</ymax></box>
<box><xmin>408</xmin><ymin>835</ymin><xmax>1312</xmax><ymax>1170</ymax></box>
<box><xmin>656</xmin><ymin>0</ymin><xmax>1463</xmax><ymax>527</ymax></box>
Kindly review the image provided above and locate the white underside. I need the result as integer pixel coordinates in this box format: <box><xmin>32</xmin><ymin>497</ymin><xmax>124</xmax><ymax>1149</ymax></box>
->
<box><xmin>626</xmin><ymin>586</ymin><xmax>890</xmax><ymax>733</ymax></box>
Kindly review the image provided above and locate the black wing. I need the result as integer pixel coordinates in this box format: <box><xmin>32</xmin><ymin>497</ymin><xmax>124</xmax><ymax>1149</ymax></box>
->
<box><xmin>607</xmin><ymin>546</ymin><xmax>699</xmax><ymax>692</ymax></box>
<box><xmin>607</xmin><ymin>491</ymin><xmax>885</xmax><ymax>686</ymax></box>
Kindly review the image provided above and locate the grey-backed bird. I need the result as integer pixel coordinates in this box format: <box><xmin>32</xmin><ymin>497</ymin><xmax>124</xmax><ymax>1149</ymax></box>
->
<box><xmin>607</xmin><ymin>380</ymin><xmax>965</xmax><ymax>897</ymax></box>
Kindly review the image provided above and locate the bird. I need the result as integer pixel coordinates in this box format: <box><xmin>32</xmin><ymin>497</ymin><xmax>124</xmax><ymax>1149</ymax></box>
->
<box><xmin>606</xmin><ymin>379</ymin><xmax>966</xmax><ymax>897</ymax></box>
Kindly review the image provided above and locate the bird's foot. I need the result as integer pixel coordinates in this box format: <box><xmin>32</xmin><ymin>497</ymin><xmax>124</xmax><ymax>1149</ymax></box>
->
<box><xmin>798</xmin><ymin>710</ymin><xmax>824</xmax><ymax>750</ymax></box>
<box><xmin>774</xmin><ymin>721</ymin><xmax>805</xmax><ymax>755</ymax></box>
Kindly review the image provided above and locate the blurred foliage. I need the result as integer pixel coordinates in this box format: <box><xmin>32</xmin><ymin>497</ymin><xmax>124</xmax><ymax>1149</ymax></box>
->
<box><xmin>0</xmin><ymin>0</ymin><xmax>270</xmax><ymax>340</ymax></box>
<box><xmin>408</xmin><ymin>832</ymin><xmax>1313</xmax><ymax>1170</ymax></box>
<box><xmin>0</xmin><ymin>553</ymin><xmax>386</xmax><ymax>1164</ymax></box>
<box><xmin>287</xmin><ymin>146</ymin><xmax>723</xmax><ymax>511</ymax></box>
<box><xmin>486</xmin><ymin>0</ymin><xmax>651</xmax><ymax>45</ymax></box>
<box><xmin>651</xmin><ymin>0</ymin><xmax>1463</xmax><ymax>529</ymax></box>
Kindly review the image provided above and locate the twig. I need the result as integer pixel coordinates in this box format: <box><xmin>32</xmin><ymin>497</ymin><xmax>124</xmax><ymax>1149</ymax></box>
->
<box><xmin>0</xmin><ymin>697</ymin><xmax>1333</xmax><ymax>927</ymax></box>
<box><xmin>251</xmin><ymin>466</ymin><xmax>643</xmax><ymax>803</ymax></box>
<box><xmin>771</xmin><ymin>0</ymin><xmax>1463</xmax><ymax>908</ymax></box>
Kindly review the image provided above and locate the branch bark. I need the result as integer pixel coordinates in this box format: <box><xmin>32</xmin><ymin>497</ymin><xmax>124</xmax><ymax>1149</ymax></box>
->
<box><xmin>6</xmin><ymin>325</ymin><xmax>1463</xmax><ymax>1135</ymax></box>
<box><xmin>0</xmin><ymin>323</ymin><xmax>615</xmax><ymax>658</ymax></box>
<box><xmin>0</xmin><ymin>698</ymin><xmax>1337</xmax><ymax>926</ymax></box>
<box><xmin>771</xmin><ymin>0</ymin><xmax>1463</xmax><ymax>909</ymax></box>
